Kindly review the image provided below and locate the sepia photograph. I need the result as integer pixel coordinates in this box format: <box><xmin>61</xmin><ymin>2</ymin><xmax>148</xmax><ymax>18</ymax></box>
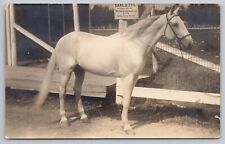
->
<box><xmin>5</xmin><ymin>3</ymin><xmax>220</xmax><ymax>138</ymax></box>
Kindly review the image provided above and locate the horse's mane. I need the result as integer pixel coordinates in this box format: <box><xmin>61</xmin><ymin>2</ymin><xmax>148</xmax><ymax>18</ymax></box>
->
<box><xmin>124</xmin><ymin>15</ymin><xmax>160</xmax><ymax>38</ymax></box>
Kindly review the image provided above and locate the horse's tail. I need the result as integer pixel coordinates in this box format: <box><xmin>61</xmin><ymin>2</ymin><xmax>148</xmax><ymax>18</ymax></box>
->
<box><xmin>34</xmin><ymin>51</ymin><xmax>56</xmax><ymax>107</ymax></box>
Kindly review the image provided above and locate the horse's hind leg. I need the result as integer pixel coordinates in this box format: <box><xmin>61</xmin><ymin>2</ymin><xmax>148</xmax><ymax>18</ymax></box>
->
<box><xmin>59</xmin><ymin>71</ymin><xmax>72</xmax><ymax>127</ymax></box>
<box><xmin>74</xmin><ymin>67</ymin><xmax>88</xmax><ymax>122</ymax></box>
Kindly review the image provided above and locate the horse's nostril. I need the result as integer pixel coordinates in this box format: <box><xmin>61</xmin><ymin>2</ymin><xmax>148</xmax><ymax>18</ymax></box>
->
<box><xmin>187</xmin><ymin>43</ymin><xmax>193</xmax><ymax>50</ymax></box>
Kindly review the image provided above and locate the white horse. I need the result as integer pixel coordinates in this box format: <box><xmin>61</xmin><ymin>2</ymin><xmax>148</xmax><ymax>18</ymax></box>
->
<box><xmin>35</xmin><ymin>6</ymin><xmax>193</xmax><ymax>134</ymax></box>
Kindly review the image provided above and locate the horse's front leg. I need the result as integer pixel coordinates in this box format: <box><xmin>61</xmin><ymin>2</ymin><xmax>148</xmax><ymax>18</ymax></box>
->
<box><xmin>152</xmin><ymin>47</ymin><xmax>160</xmax><ymax>74</ymax></box>
<box><xmin>121</xmin><ymin>74</ymin><xmax>138</xmax><ymax>135</ymax></box>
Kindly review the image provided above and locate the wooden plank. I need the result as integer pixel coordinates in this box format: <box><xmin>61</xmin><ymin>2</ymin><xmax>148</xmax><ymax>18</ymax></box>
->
<box><xmin>6</xmin><ymin>79</ymin><xmax>106</xmax><ymax>98</ymax></box>
<box><xmin>9</xmin><ymin>4</ymin><xmax>17</xmax><ymax>66</ymax></box>
<box><xmin>116</xmin><ymin>79</ymin><xmax>220</xmax><ymax>105</ymax></box>
<box><xmin>13</xmin><ymin>23</ymin><xmax>54</xmax><ymax>53</ymax></box>
<box><xmin>156</xmin><ymin>42</ymin><xmax>220</xmax><ymax>73</ymax></box>
<box><xmin>5</xmin><ymin>66</ymin><xmax>116</xmax><ymax>98</ymax></box>
<box><xmin>5</xmin><ymin>4</ymin><xmax>12</xmax><ymax>66</ymax></box>
<box><xmin>5</xmin><ymin>66</ymin><xmax>116</xmax><ymax>86</ymax></box>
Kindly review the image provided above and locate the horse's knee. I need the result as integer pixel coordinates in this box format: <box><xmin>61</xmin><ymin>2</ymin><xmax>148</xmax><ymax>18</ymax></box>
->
<box><xmin>73</xmin><ymin>87</ymin><xmax>81</xmax><ymax>94</ymax></box>
<box><xmin>122</xmin><ymin>98</ymin><xmax>131</xmax><ymax>109</ymax></box>
<box><xmin>123</xmin><ymin>102</ymin><xmax>130</xmax><ymax>109</ymax></box>
<box><xmin>59</xmin><ymin>87</ymin><xmax>66</xmax><ymax>98</ymax></box>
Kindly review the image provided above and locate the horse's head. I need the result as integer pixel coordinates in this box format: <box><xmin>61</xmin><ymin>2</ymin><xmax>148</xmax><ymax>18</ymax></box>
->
<box><xmin>164</xmin><ymin>5</ymin><xmax>193</xmax><ymax>50</ymax></box>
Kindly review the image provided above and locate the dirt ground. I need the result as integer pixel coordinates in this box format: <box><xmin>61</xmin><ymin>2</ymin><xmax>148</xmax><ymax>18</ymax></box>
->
<box><xmin>5</xmin><ymin>89</ymin><xmax>220</xmax><ymax>139</ymax></box>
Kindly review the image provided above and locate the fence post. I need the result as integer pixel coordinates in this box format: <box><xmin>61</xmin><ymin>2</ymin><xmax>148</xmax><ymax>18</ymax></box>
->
<box><xmin>88</xmin><ymin>4</ymin><xmax>91</xmax><ymax>32</ymax></box>
<box><xmin>5</xmin><ymin>5</ymin><xmax>12</xmax><ymax>66</ymax></box>
<box><xmin>73</xmin><ymin>4</ymin><xmax>80</xmax><ymax>31</ymax></box>
<box><xmin>116</xmin><ymin>19</ymin><xmax>127</xmax><ymax>105</ymax></box>
<box><xmin>9</xmin><ymin>4</ymin><xmax>17</xmax><ymax>66</ymax></box>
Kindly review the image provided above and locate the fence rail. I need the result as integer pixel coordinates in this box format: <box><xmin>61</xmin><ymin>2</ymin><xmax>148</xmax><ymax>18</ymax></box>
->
<box><xmin>116</xmin><ymin>78</ymin><xmax>220</xmax><ymax>105</ymax></box>
<box><xmin>188</xmin><ymin>27</ymin><xmax>220</xmax><ymax>30</ymax></box>
<box><xmin>13</xmin><ymin>23</ymin><xmax>54</xmax><ymax>53</ymax></box>
<box><xmin>156</xmin><ymin>42</ymin><xmax>220</xmax><ymax>73</ymax></box>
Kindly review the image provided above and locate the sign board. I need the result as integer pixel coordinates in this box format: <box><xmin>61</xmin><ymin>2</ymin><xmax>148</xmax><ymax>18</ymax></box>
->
<box><xmin>114</xmin><ymin>4</ymin><xmax>139</xmax><ymax>19</ymax></box>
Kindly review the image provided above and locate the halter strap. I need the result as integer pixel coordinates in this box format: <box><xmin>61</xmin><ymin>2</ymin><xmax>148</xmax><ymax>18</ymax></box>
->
<box><xmin>163</xmin><ymin>13</ymin><xmax>179</xmax><ymax>36</ymax></box>
<box><xmin>164</xmin><ymin>13</ymin><xmax>191</xmax><ymax>50</ymax></box>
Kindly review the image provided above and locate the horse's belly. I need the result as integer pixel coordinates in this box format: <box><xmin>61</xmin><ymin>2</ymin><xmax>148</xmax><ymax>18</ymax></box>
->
<box><xmin>77</xmin><ymin>54</ymin><xmax>144</xmax><ymax>77</ymax></box>
<box><xmin>79</xmin><ymin>62</ymin><xmax>120</xmax><ymax>77</ymax></box>
<box><xmin>77</xmin><ymin>53</ymin><xmax>120</xmax><ymax>77</ymax></box>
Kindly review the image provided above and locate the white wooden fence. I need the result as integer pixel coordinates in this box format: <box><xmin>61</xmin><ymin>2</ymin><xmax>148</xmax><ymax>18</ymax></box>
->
<box><xmin>116</xmin><ymin>76</ymin><xmax>220</xmax><ymax>106</ymax></box>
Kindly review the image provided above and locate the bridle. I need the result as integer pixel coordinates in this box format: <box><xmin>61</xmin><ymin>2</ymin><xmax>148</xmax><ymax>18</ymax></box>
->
<box><xmin>164</xmin><ymin>13</ymin><xmax>191</xmax><ymax>50</ymax></box>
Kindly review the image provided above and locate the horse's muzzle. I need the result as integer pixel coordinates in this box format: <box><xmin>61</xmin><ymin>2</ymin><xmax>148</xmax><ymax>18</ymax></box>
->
<box><xmin>181</xmin><ymin>39</ymin><xmax>193</xmax><ymax>51</ymax></box>
<box><xmin>185</xmin><ymin>42</ymin><xmax>193</xmax><ymax>50</ymax></box>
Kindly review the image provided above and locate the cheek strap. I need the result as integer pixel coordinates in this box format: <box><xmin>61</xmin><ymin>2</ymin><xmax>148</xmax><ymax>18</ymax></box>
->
<box><xmin>164</xmin><ymin>13</ymin><xmax>191</xmax><ymax>50</ymax></box>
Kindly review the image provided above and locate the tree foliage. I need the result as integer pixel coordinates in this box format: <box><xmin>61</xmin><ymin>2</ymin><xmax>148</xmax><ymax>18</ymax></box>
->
<box><xmin>180</xmin><ymin>4</ymin><xmax>220</xmax><ymax>26</ymax></box>
<box><xmin>155</xmin><ymin>4</ymin><xmax>220</xmax><ymax>26</ymax></box>
<box><xmin>91</xmin><ymin>5</ymin><xmax>117</xmax><ymax>28</ymax></box>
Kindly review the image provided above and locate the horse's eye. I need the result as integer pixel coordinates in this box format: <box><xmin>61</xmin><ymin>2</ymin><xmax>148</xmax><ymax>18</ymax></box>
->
<box><xmin>173</xmin><ymin>22</ymin><xmax>178</xmax><ymax>27</ymax></box>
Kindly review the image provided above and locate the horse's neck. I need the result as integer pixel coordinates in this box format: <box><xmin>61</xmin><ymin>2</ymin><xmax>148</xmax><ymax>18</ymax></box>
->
<box><xmin>144</xmin><ymin>15</ymin><xmax>166</xmax><ymax>45</ymax></box>
<box><xmin>129</xmin><ymin>14</ymin><xmax>167</xmax><ymax>54</ymax></box>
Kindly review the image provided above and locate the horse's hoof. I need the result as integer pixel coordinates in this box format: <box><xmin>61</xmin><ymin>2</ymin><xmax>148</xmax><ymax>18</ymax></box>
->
<box><xmin>32</xmin><ymin>104</ymin><xmax>42</xmax><ymax>113</ymax></box>
<box><xmin>80</xmin><ymin>114</ymin><xmax>90</xmax><ymax>123</ymax></box>
<box><xmin>124</xmin><ymin>129</ymin><xmax>136</xmax><ymax>135</ymax></box>
<box><xmin>59</xmin><ymin>120</ymin><xmax>70</xmax><ymax>127</ymax></box>
<box><xmin>122</xmin><ymin>124</ymin><xmax>136</xmax><ymax>135</ymax></box>
<box><xmin>81</xmin><ymin>117</ymin><xmax>90</xmax><ymax>123</ymax></box>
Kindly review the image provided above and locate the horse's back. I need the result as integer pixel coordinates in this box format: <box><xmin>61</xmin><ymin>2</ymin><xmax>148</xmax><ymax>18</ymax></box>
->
<box><xmin>55</xmin><ymin>31</ymin><xmax>100</xmax><ymax>55</ymax></box>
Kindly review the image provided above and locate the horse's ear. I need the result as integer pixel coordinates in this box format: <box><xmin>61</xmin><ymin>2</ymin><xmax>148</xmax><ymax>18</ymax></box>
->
<box><xmin>173</xmin><ymin>6</ymin><xmax>181</xmax><ymax>14</ymax></box>
<box><xmin>169</xmin><ymin>4</ymin><xmax>180</xmax><ymax>15</ymax></box>
<box><xmin>140</xmin><ymin>6</ymin><xmax>152</xmax><ymax>19</ymax></box>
